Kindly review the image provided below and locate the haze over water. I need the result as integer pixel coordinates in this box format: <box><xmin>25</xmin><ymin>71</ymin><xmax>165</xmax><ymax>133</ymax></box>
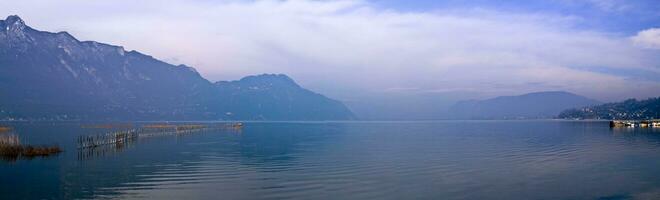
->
<box><xmin>2</xmin><ymin>121</ymin><xmax>660</xmax><ymax>199</ymax></box>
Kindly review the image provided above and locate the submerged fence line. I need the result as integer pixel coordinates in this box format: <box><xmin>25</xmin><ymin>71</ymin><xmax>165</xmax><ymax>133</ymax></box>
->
<box><xmin>77</xmin><ymin>129</ymin><xmax>139</xmax><ymax>149</ymax></box>
<box><xmin>77</xmin><ymin>123</ymin><xmax>242</xmax><ymax>149</ymax></box>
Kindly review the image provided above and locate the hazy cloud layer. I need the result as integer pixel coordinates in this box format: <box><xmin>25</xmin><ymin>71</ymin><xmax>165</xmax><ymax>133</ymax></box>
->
<box><xmin>1</xmin><ymin>0</ymin><xmax>659</xmax><ymax>101</ymax></box>
<box><xmin>633</xmin><ymin>28</ymin><xmax>660</xmax><ymax>50</ymax></box>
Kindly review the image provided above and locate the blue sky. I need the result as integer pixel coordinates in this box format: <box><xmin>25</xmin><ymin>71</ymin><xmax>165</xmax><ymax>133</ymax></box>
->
<box><xmin>375</xmin><ymin>0</ymin><xmax>660</xmax><ymax>34</ymax></box>
<box><xmin>1</xmin><ymin>0</ymin><xmax>659</xmax><ymax>101</ymax></box>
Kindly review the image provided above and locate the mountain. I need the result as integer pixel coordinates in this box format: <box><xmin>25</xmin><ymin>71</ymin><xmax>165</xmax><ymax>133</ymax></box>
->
<box><xmin>212</xmin><ymin>74</ymin><xmax>355</xmax><ymax>120</ymax></box>
<box><xmin>0</xmin><ymin>15</ymin><xmax>354</xmax><ymax>121</ymax></box>
<box><xmin>448</xmin><ymin>91</ymin><xmax>601</xmax><ymax>119</ymax></box>
<box><xmin>558</xmin><ymin>97</ymin><xmax>660</xmax><ymax>120</ymax></box>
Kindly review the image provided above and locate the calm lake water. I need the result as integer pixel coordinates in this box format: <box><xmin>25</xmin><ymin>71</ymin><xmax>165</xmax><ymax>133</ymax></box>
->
<box><xmin>2</xmin><ymin>121</ymin><xmax>660</xmax><ymax>200</ymax></box>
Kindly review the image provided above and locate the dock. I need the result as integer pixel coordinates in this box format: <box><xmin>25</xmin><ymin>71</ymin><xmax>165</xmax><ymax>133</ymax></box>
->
<box><xmin>610</xmin><ymin>120</ymin><xmax>660</xmax><ymax>128</ymax></box>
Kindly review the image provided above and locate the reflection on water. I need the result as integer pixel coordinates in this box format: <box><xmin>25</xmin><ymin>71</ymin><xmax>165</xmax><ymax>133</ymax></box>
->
<box><xmin>2</xmin><ymin>121</ymin><xmax>660</xmax><ymax>199</ymax></box>
<box><xmin>611</xmin><ymin>126</ymin><xmax>660</xmax><ymax>134</ymax></box>
<box><xmin>77</xmin><ymin>138</ymin><xmax>137</xmax><ymax>161</ymax></box>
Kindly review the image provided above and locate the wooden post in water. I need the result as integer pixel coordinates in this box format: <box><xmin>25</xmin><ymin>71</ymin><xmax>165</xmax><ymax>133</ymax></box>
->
<box><xmin>77</xmin><ymin>123</ymin><xmax>243</xmax><ymax>149</ymax></box>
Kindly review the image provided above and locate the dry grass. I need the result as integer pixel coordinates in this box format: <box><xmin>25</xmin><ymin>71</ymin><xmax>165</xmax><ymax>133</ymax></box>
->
<box><xmin>143</xmin><ymin>124</ymin><xmax>176</xmax><ymax>129</ymax></box>
<box><xmin>81</xmin><ymin>124</ymin><xmax>133</xmax><ymax>129</ymax></box>
<box><xmin>0</xmin><ymin>133</ymin><xmax>19</xmax><ymax>146</ymax></box>
<box><xmin>143</xmin><ymin>124</ymin><xmax>207</xmax><ymax>131</ymax></box>
<box><xmin>0</xmin><ymin>145</ymin><xmax>62</xmax><ymax>160</ymax></box>
<box><xmin>0</xmin><ymin>133</ymin><xmax>62</xmax><ymax>161</ymax></box>
<box><xmin>22</xmin><ymin>146</ymin><xmax>63</xmax><ymax>157</ymax></box>
<box><xmin>0</xmin><ymin>126</ymin><xmax>11</xmax><ymax>132</ymax></box>
<box><xmin>176</xmin><ymin>124</ymin><xmax>206</xmax><ymax>131</ymax></box>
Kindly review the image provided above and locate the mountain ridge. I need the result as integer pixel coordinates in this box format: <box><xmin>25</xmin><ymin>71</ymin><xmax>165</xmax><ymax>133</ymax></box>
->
<box><xmin>448</xmin><ymin>91</ymin><xmax>601</xmax><ymax>119</ymax></box>
<box><xmin>0</xmin><ymin>15</ymin><xmax>355</xmax><ymax>121</ymax></box>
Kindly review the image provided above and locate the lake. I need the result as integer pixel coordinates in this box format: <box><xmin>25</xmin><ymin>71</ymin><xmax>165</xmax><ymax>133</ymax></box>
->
<box><xmin>2</xmin><ymin>121</ymin><xmax>660</xmax><ymax>199</ymax></box>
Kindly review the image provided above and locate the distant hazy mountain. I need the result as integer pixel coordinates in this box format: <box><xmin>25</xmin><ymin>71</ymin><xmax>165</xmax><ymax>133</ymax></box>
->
<box><xmin>0</xmin><ymin>15</ymin><xmax>354</xmax><ymax>120</ymax></box>
<box><xmin>559</xmin><ymin>97</ymin><xmax>660</xmax><ymax>120</ymax></box>
<box><xmin>213</xmin><ymin>74</ymin><xmax>355</xmax><ymax>120</ymax></box>
<box><xmin>448</xmin><ymin>91</ymin><xmax>600</xmax><ymax>119</ymax></box>
<box><xmin>344</xmin><ymin>92</ymin><xmax>463</xmax><ymax>120</ymax></box>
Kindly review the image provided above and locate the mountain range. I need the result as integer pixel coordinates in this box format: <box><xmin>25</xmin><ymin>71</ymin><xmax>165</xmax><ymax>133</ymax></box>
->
<box><xmin>0</xmin><ymin>15</ymin><xmax>355</xmax><ymax>121</ymax></box>
<box><xmin>447</xmin><ymin>91</ymin><xmax>601</xmax><ymax>119</ymax></box>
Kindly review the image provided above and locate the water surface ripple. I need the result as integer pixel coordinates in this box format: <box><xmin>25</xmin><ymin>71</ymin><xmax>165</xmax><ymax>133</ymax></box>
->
<box><xmin>2</xmin><ymin>121</ymin><xmax>660</xmax><ymax>199</ymax></box>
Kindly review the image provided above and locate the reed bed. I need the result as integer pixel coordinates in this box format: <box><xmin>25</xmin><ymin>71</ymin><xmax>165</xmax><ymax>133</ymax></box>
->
<box><xmin>0</xmin><ymin>133</ymin><xmax>62</xmax><ymax>161</ymax></box>
<box><xmin>142</xmin><ymin>124</ymin><xmax>177</xmax><ymax>129</ymax></box>
<box><xmin>81</xmin><ymin>124</ymin><xmax>134</xmax><ymax>129</ymax></box>
<box><xmin>0</xmin><ymin>133</ymin><xmax>19</xmax><ymax>146</ymax></box>
<box><xmin>1</xmin><ymin>145</ymin><xmax>63</xmax><ymax>160</ymax></box>
<box><xmin>175</xmin><ymin>124</ymin><xmax>206</xmax><ymax>131</ymax></box>
<box><xmin>0</xmin><ymin>126</ymin><xmax>11</xmax><ymax>132</ymax></box>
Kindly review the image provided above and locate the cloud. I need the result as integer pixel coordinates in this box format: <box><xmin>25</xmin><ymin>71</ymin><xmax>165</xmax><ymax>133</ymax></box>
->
<box><xmin>1</xmin><ymin>0</ymin><xmax>659</xmax><ymax>101</ymax></box>
<box><xmin>584</xmin><ymin>0</ymin><xmax>632</xmax><ymax>12</ymax></box>
<box><xmin>557</xmin><ymin>0</ymin><xmax>633</xmax><ymax>12</ymax></box>
<box><xmin>632</xmin><ymin>28</ymin><xmax>660</xmax><ymax>49</ymax></box>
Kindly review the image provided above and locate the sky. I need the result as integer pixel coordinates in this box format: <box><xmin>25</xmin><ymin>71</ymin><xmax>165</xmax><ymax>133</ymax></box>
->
<box><xmin>1</xmin><ymin>0</ymin><xmax>660</xmax><ymax>102</ymax></box>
